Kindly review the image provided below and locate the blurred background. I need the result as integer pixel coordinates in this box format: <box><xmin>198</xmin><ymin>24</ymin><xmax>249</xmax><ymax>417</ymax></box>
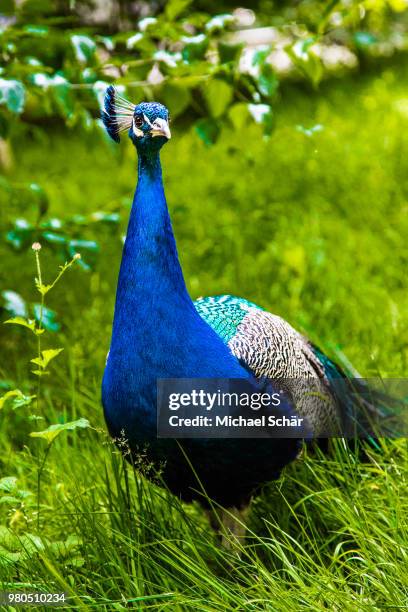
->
<box><xmin>1</xmin><ymin>0</ymin><xmax>408</xmax><ymax>385</ymax></box>
<box><xmin>0</xmin><ymin>1</ymin><xmax>407</xmax><ymax>602</ymax></box>
<box><xmin>1</xmin><ymin>0</ymin><xmax>407</xmax><ymax>394</ymax></box>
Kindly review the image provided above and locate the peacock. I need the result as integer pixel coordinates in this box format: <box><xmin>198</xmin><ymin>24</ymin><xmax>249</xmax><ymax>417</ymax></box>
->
<box><xmin>101</xmin><ymin>86</ymin><xmax>390</xmax><ymax>518</ymax></box>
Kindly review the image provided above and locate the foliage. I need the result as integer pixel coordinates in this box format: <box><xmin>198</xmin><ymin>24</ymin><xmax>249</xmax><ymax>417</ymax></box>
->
<box><xmin>0</xmin><ymin>0</ymin><xmax>407</xmax><ymax>145</ymax></box>
<box><xmin>1</xmin><ymin>0</ymin><xmax>407</xmax><ymax>271</ymax></box>
<box><xmin>30</xmin><ymin>417</ymin><xmax>90</xmax><ymax>444</ymax></box>
<box><xmin>0</xmin><ymin>60</ymin><xmax>406</xmax><ymax>607</ymax></box>
<box><xmin>1</xmin><ymin>242</ymin><xmax>88</xmax><ymax>538</ymax></box>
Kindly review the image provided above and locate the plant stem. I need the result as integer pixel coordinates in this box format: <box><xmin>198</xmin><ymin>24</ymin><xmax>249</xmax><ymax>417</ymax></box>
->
<box><xmin>36</xmin><ymin>442</ymin><xmax>53</xmax><ymax>531</ymax></box>
<box><xmin>34</xmin><ymin>249</ymin><xmax>44</xmax><ymax>415</ymax></box>
<box><xmin>34</xmin><ymin>248</ymin><xmax>47</xmax><ymax>533</ymax></box>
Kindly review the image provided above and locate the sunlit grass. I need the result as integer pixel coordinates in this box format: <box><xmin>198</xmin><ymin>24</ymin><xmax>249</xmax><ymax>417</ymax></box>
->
<box><xmin>0</xmin><ymin>63</ymin><xmax>407</xmax><ymax>609</ymax></box>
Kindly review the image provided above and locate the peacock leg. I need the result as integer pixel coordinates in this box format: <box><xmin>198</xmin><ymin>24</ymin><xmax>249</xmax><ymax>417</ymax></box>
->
<box><xmin>206</xmin><ymin>506</ymin><xmax>249</xmax><ymax>550</ymax></box>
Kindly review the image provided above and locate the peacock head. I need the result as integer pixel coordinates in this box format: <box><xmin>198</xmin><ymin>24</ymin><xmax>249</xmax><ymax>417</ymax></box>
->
<box><xmin>101</xmin><ymin>86</ymin><xmax>170</xmax><ymax>154</ymax></box>
<box><xmin>130</xmin><ymin>102</ymin><xmax>170</xmax><ymax>153</ymax></box>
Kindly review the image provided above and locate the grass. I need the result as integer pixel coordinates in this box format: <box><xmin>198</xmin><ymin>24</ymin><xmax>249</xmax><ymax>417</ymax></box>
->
<box><xmin>0</xmin><ymin>62</ymin><xmax>407</xmax><ymax>609</ymax></box>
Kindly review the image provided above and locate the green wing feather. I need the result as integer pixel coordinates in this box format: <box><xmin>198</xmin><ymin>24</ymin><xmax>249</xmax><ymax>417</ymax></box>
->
<box><xmin>194</xmin><ymin>295</ymin><xmax>262</xmax><ymax>343</ymax></box>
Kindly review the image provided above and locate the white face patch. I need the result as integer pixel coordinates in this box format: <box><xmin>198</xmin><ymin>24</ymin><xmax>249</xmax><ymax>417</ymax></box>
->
<box><xmin>150</xmin><ymin>117</ymin><xmax>171</xmax><ymax>139</ymax></box>
<box><xmin>132</xmin><ymin>117</ymin><xmax>144</xmax><ymax>137</ymax></box>
<box><xmin>143</xmin><ymin>113</ymin><xmax>153</xmax><ymax>128</ymax></box>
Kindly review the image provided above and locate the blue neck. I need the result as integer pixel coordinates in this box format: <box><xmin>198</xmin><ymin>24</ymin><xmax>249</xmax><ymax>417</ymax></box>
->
<box><xmin>103</xmin><ymin>148</ymin><xmax>248</xmax><ymax>434</ymax></box>
<box><xmin>112</xmin><ymin>152</ymin><xmax>191</xmax><ymax>332</ymax></box>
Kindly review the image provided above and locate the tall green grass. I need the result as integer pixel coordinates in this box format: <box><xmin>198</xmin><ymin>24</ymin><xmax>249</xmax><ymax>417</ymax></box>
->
<box><xmin>0</xmin><ymin>63</ymin><xmax>407</xmax><ymax>609</ymax></box>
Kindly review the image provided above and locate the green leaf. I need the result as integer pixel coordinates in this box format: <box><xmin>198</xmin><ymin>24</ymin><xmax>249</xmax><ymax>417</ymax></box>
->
<box><xmin>0</xmin><ymin>496</ymin><xmax>20</xmax><ymax>505</ymax></box>
<box><xmin>248</xmin><ymin>103</ymin><xmax>274</xmax><ymax>134</ymax></box>
<box><xmin>40</xmin><ymin>348</ymin><xmax>64</xmax><ymax>367</ymax></box>
<box><xmin>126</xmin><ymin>33</ymin><xmax>143</xmax><ymax>50</ymax></box>
<box><xmin>317</xmin><ymin>0</ymin><xmax>341</xmax><ymax>35</ymax></box>
<box><xmin>93</xmin><ymin>80</ymin><xmax>111</xmax><ymax>108</ymax></box>
<box><xmin>218</xmin><ymin>41</ymin><xmax>243</xmax><ymax>64</ymax></box>
<box><xmin>35</xmin><ymin>278</ymin><xmax>53</xmax><ymax>295</ymax></box>
<box><xmin>161</xmin><ymin>82</ymin><xmax>191</xmax><ymax>117</ymax></box>
<box><xmin>165</xmin><ymin>0</ymin><xmax>191</xmax><ymax>21</ymax></box>
<box><xmin>30</xmin><ymin>360</ymin><xmax>44</xmax><ymax>368</ymax></box>
<box><xmin>32</xmin><ymin>304</ymin><xmax>60</xmax><ymax>332</ymax></box>
<box><xmin>41</xmin><ymin>218</ymin><xmax>64</xmax><ymax>230</ymax></box>
<box><xmin>91</xmin><ymin>212</ymin><xmax>120</xmax><ymax>224</ymax></box>
<box><xmin>0</xmin><ymin>390</ymin><xmax>35</xmax><ymax>410</ymax></box>
<box><xmin>71</xmin><ymin>35</ymin><xmax>96</xmax><ymax>63</ymax></box>
<box><xmin>0</xmin><ymin>0</ymin><xmax>15</xmax><ymax>16</ymax></box>
<box><xmin>30</xmin><ymin>348</ymin><xmax>63</xmax><ymax>369</ymax></box>
<box><xmin>0</xmin><ymin>79</ymin><xmax>25</xmax><ymax>114</ymax></box>
<box><xmin>30</xmin><ymin>418</ymin><xmax>90</xmax><ymax>444</ymax></box>
<box><xmin>0</xmin><ymin>477</ymin><xmax>17</xmax><ymax>493</ymax></box>
<box><xmin>41</xmin><ymin>231</ymin><xmax>67</xmax><ymax>245</ymax></box>
<box><xmin>228</xmin><ymin>103</ymin><xmax>250</xmax><ymax>130</ymax></box>
<box><xmin>0</xmin><ymin>381</ymin><xmax>13</xmax><ymax>391</ymax></box>
<box><xmin>195</xmin><ymin>118</ymin><xmax>220</xmax><ymax>145</ymax></box>
<box><xmin>68</xmin><ymin>239</ymin><xmax>98</xmax><ymax>252</ymax></box>
<box><xmin>3</xmin><ymin>317</ymin><xmax>36</xmax><ymax>332</ymax></box>
<box><xmin>0</xmin><ymin>391</ymin><xmax>21</xmax><ymax>410</ymax></box>
<box><xmin>50</xmin><ymin>75</ymin><xmax>74</xmax><ymax>117</ymax></box>
<box><xmin>204</xmin><ymin>79</ymin><xmax>233</xmax><ymax>118</ymax></box>
<box><xmin>5</xmin><ymin>218</ymin><xmax>33</xmax><ymax>250</ymax></box>
<box><xmin>1</xmin><ymin>290</ymin><xmax>28</xmax><ymax>318</ymax></box>
<box><xmin>252</xmin><ymin>47</ymin><xmax>272</xmax><ymax>66</ymax></box>
<box><xmin>258</xmin><ymin>63</ymin><xmax>279</xmax><ymax>98</ymax></box>
<box><xmin>29</xmin><ymin>183</ymin><xmax>49</xmax><ymax>217</ymax></box>
<box><xmin>12</xmin><ymin>393</ymin><xmax>36</xmax><ymax>409</ymax></box>
<box><xmin>182</xmin><ymin>35</ymin><xmax>209</xmax><ymax>63</ymax></box>
<box><xmin>354</xmin><ymin>31</ymin><xmax>377</xmax><ymax>49</ymax></box>
<box><xmin>296</xmin><ymin>124</ymin><xmax>324</xmax><ymax>137</ymax></box>
<box><xmin>205</xmin><ymin>14</ymin><xmax>235</xmax><ymax>33</ymax></box>
<box><xmin>286</xmin><ymin>39</ymin><xmax>323</xmax><ymax>88</ymax></box>
<box><xmin>0</xmin><ymin>111</ymin><xmax>9</xmax><ymax>138</ymax></box>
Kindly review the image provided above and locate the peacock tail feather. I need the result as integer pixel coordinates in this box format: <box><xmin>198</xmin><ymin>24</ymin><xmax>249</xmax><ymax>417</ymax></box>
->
<box><xmin>195</xmin><ymin>295</ymin><xmax>339</xmax><ymax>435</ymax></box>
<box><xmin>195</xmin><ymin>295</ymin><xmax>399</xmax><ymax>439</ymax></box>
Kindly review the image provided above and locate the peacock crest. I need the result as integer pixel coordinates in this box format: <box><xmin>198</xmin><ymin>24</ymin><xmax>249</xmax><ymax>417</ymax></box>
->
<box><xmin>101</xmin><ymin>85</ymin><xmax>135</xmax><ymax>143</ymax></box>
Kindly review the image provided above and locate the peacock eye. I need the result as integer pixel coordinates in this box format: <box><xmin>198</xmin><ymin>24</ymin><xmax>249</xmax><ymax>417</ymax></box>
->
<box><xmin>134</xmin><ymin>115</ymin><xmax>143</xmax><ymax>129</ymax></box>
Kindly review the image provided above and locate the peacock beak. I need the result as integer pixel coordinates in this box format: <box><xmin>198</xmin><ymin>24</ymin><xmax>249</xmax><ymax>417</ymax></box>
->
<box><xmin>151</xmin><ymin>118</ymin><xmax>171</xmax><ymax>140</ymax></box>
